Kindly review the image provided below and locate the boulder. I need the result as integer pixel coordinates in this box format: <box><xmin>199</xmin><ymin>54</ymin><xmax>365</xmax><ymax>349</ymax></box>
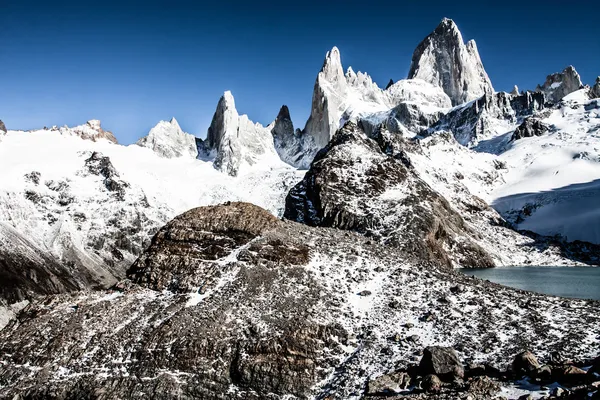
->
<box><xmin>467</xmin><ymin>376</ymin><xmax>500</xmax><ymax>397</ymax></box>
<box><xmin>419</xmin><ymin>346</ymin><xmax>464</xmax><ymax>381</ymax></box>
<box><xmin>553</xmin><ymin>365</ymin><xmax>588</xmax><ymax>385</ymax></box>
<box><xmin>512</xmin><ymin>351</ymin><xmax>540</xmax><ymax>377</ymax></box>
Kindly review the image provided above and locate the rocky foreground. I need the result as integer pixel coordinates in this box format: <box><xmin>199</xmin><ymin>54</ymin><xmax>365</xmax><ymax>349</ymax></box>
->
<box><xmin>0</xmin><ymin>202</ymin><xmax>598</xmax><ymax>399</ymax></box>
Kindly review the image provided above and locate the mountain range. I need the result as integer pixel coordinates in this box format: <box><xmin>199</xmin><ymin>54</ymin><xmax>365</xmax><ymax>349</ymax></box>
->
<box><xmin>0</xmin><ymin>18</ymin><xmax>599</xmax><ymax>399</ymax></box>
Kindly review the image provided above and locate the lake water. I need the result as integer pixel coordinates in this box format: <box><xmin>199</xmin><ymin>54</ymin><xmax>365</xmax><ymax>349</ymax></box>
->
<box><xmin>458</xmin><ymin>267</ymin><xmax>600</xmax><ymax>301</ymax></box>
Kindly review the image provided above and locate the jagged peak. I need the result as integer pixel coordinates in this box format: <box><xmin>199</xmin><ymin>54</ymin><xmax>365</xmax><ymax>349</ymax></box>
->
<box><xmin>276</xmin><ymin>105</ymin><xmax>291</xmax><ymax>121</ymax></box>
<box><xmin>86</xmin><ymin>119</ymin><xmax>102</xmax><ymax>130</ymax></box>
<box><xmin>169</xmin><ymin>117</ymin><xmax>182</xmax><ymax>131</ymax></box>
<box><xmin>319</xmin><ymin>46</ymin><xmax>345</xmax><ymax>83</ymax></box>
<box><xmin>511</xmin><ymin>85</ymin><xmax>520</xmax><ymax>95</ymax></box>
<box><xmin>434</xmin><ymin>17</ymin><xmax>463</xmax><ymax>39</ymax></box>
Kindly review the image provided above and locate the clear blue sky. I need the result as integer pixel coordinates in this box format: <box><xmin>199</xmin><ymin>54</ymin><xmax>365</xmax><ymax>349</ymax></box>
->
<box><xmin>1</xmin><ymin>0</ymin><xmax>598</xmax><ymax>144</ymax></box>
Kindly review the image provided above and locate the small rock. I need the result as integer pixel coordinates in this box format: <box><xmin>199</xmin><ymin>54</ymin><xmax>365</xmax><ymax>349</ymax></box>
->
<box><xmin>450</xmin><ymin>284</ymin><xmax>465</xmax><ymax>294</ymax></box>
<box><xmin>421</xmin><ymin>374</ymin><xmax>442</xmax><ymax>393</ymax></box>
<box><xmin>551</xmin><ymin>387</ymin><xmax>568</xmax><ymax>397</ymax></box>
<box><xmin>512</xmin><ymin>351</ymin><xmax>540</xmax><ymax>377</ymax></box>
<box><xmin>554</xmin><ymin>365</ymin><xmax>587</xmax><ymax>385</ymax></box>
<box><xmin>366</xmin><ymin>372</ymin><xmax>411</xmax><ymax>395</ymax></box>
<box><xmin>357</xmin><ymin>290</ymin><xmax>372</xmax><ymax>297</ymax></box>
<box><xmin>531</xmin><ymin>365</ymin><xmax>552</xmax><ymax>381</ymax></box>
<box><xmin>467</xmin><ymin>376</ymin><xmax>500</xmax><ymax>396</ymax></box>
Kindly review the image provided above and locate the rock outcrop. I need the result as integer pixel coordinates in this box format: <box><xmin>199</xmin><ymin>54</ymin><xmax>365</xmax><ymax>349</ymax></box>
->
<box><xmin>591</xmin><ymin>76</ymin><xmax>600</xmax><ymax>99</ymax></box>
<box><xmin>536</xmin><ymin>66</ymin><xmax>583</xmax><ymax>103</ymax></box>
<box><xmin>511</xmin><ymin>117</ymin><xmax>549</xmax><ymax>141</ymax></box>
<box><xmin>206</xmin><ymin>91</ymin><xmax>282</xmax><ymax>176</ymax></box>
<box><xmin>408</xmin><ymin>18</ymin><xmax>494</xmax><ymax>106</ymax></box>
<box><xmin>0</xmin><ymin>120</ymin><xmax>6</xmax><ymax>133</ymax></box>
<box><xmin>284</xmin><ymin>121</ymin><xmax>495</xmax><ymax>269</ymax></box>
<box><xmin>137</xmin><ymin>117</ymin><xmax>198</xmax><ymax>158</ymax></box>
<box><xmin>60</xmin><ymin>119</ymin><xmax>118</xmax><ymax>144</ymax></box>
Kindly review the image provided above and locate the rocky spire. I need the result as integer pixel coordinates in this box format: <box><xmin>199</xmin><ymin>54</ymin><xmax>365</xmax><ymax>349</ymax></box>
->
<box><xmin>591</xmin><ymin>76</ymin><xmax>600</xmax><ymax>99</ymax></box>
<box><xmin>511</xmin><ymin>85</ymin><xmax>520</xmax><ymax>96</ymax></box>
<box><xmin>535</xmin><ymin>66</ymin><xmax>583</xmax><ymax>103</ymax></box>
<box><xmin>408</xmin><ymin>18</ymin><xmax>494</xmax><ymax>106</ymax></box>
<box><xmin>302</xmin><ymin>46</ymin><xmax>349</xmax><ymax>150</ymax></box>
<box><xmin>385</xmin><ymin>79</ymin><xmax>395</xmax><ymax>90</ymax></box>
<box><xmin>137</xmin><ymin>117</ymin><xmax>198</xmax><ymax>159</ymax></box>
<box><xmin>207</xmin><ymin>91</ymin><xmax>280</xmax><ymax>176</ymax></box>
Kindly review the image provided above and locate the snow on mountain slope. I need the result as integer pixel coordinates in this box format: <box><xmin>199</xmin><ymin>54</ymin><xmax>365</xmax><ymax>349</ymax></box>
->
<box><xmin>491</xmin><ymin>91</ymin><xmax>600</xmax><ymax>243</ymax></box>
<box><xmin>0</xmin><ymin>128</ymin><xmax>303</xmax><ymax>293</ymax></box>
<box><xmin>136</xmin><ymin>117</ymin><xmax>199</xmax><ymax>158</ymax></box>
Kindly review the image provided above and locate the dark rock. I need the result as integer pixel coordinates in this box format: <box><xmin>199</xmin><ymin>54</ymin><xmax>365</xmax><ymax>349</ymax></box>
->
<box><xmin>366</xmin><ymin>371</ymin><xmax>411</xmax><ymax>395</ymax></box>
<box><xmin>385</xmin><ymin>79</ymin><xmax>395</xmax><ymax>90</ymax></box>
<box><xmin>512</xmin><ymin>351</ymin><xmax>540</xmax><ymax>377</ymax></box>
<box><xmin>531</xmin><ymin>365</ymin><xmax>552</xmax><ymax>381</ymax></box>
<box><xmin>0</xmin><ymin>120</ymin><xmax>6</xmax><ymax>133</ymax></box>
<box><xmin>591</xmin><ymin>76</ymin><xmax>600</xmax><ymax>99</ymax></box>
<box><xmin>511</xmin><ymin>118</ymin><xmax>549</xmax><ymax>141</ymax></box>
<box><xmin>421</xmin><ymin>374</ymin><xmax>443</xmax><ymax>392</ymax></box>
<box><xmin>419</xmin><ymin>346</ymin><xmax>464</xmax><ymax>382</ymax></box>
<box><xmin>357</xmin><ymin>290</ymin><xmax>372</xmax><ymax>297</ymax></box>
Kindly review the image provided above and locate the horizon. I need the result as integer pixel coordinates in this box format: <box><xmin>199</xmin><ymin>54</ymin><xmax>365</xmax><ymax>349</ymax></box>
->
<box><xmin>1</xmin><ymin>0</ymin><xmax>598</xmax><ymax>144</ymax></box>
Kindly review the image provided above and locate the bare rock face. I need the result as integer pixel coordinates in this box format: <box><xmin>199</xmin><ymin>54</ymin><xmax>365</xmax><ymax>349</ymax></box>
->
<box><xmin>303</xmin><ymin>47</ymin><xmax>348</xmax><ymax>150</ymax></box>
<box><xmin>0</xmin><ymin>120</ymin><xmax>6</xmax><ymax>133</ymax></box>
<box><xmin>137</xmin><ymin>117</ymin><xmax>198</xmax><ymax>158</ymax></box>
<box><xmin>269</xmin><ymin>105</ymin><xmax>308</xmax><ymax>167</ymax></box>
<box><xmin>591</xmin><ymin>76</ymin><xmax>600</xmax><ymax>99</ymax></box>
<box><xmin>536</xmin><ymin>66</ymin><xmax>583</xmax><ymax>103</ymax></box>
<box><xmin>408</xmin><ymin>18</ymin><xmax>494</xmax><ymax>106</ymax></box>
<box><xmin>61</xmin><ymin>119</ymin><xmax>118</xmax><ymax>144</ymax></box>
<box><xmin>206</xmin><ymin>91</ymin><xmax>281</xmax><ymax>176</ymax></box>
<box><xmin>284</xmin><ymin>121</ymin><xmax>495</xmax><ymax>269</ymax></box>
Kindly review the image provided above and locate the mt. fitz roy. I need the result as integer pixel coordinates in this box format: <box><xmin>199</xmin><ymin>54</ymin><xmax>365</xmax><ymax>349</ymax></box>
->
<box><xmin>0</xmin><ymin>17</ymin><xmax>599</xmax><ymax>400</ymax></box>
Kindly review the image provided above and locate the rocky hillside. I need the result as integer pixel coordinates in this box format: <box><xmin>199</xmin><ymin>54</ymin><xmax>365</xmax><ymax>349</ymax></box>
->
<box><xmin>0</xmin><ymin>202</ymin><xmax>598</xmax><ymax>399</ymax></box>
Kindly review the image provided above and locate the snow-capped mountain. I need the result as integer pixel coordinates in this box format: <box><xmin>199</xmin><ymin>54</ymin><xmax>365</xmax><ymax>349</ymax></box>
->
<box><xmin>1</xmin><ymin>16</ymin><xmax>600</xmax><ymax>400</ymax></box>
<box><xmin>408</xmin><ymin>18</ymin><xmax>494</xmax><ymax>106</ymax></box>
<box><xmin>137</xmin><ymin>117</ymin><xmax>199</xmax><ymax>159</ymax></box>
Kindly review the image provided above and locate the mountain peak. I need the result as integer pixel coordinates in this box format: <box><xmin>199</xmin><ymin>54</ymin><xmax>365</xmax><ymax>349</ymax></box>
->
<box><xmin>536</xmin><ymin>65</ymin><xmax>583</xmax><ymax>103</ymax></box>
<box><xmin>276</xmin><ymin>105</ymin><xmax>291</xmax><ymax>121</ymax></box>
<box><xmin>320</xmin><ymin>46</ymin><xmax>345</xmax><ymax>84</ymax></box>
<box><xmin>408</xmin><ymin>18</ymin><xmax>494</xmax><ymax>105</ymax></box>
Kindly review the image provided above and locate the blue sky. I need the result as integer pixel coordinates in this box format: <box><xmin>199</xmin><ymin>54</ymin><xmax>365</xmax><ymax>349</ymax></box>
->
<box><xmin>1</xmin><ymin>0</ymin><xmax>598</xmax><ymax>144</ymax></box>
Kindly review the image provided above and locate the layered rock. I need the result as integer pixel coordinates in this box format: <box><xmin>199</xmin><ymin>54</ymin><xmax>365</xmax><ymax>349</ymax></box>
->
<box><xmin>137</xmin><ymin>117</ymin><xmax>198</xmax><ymax>158</ymax></box>
<box><xmin>284</xmin><ymin>121</ymin><xmax>495</xmax><ymax>269</ymax></box>
<box><xmin>408</xmin><ymin>18</ymin><xmax>494</xmax><ymax>106</ymax></box>
<box><xmin>60</xmin><ymin>119</ymin><xmax>118</xmax><ymax>144</ymax></box>
<box><xmin>206</xmin><ymin>91</ymin><xmax>282</xmax><ymax>176</ymax></box>
<box><xmin>536</xmin><ymin>66</ymin><xmax>583</xmax><ymax>103</ymax></box>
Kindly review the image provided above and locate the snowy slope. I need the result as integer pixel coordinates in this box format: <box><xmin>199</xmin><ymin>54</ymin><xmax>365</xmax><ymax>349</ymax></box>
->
<box><xmin>491</xmin><ymin>90</ymin><xmax>600</xmax><ymax>243</ymax></box>
<box><xmin>0</xmin><ymin>128</ymin><xmax>303</xmax><ymax>288</ymax></box>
